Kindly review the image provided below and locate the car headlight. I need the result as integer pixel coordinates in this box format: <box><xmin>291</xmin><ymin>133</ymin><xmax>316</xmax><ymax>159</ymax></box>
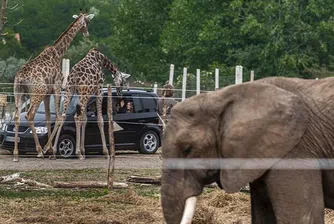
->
<box><xmin>30</xmin><ymin>127</ymin><xmax>48</xmax><ymax>134</ymax></box>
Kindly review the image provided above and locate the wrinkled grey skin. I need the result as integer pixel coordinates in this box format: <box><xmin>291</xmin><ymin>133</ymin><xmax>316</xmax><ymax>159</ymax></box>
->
<box><xmin>161</xmin><ymin>76</ymin><xmax>334</xmax><ymax>224</ymax></box>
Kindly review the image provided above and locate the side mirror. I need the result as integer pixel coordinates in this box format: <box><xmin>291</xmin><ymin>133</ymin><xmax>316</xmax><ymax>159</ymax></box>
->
<box><xmin>87</xmin><ymin>111</ymin><xmax>96</xmax><ymax>118</ymax></box>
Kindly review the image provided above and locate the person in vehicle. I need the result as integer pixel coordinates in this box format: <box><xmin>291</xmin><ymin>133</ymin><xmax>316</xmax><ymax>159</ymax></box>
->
<box><xmin>116</xmin><ymin>98</ymin><xmax>127</xmax><ymax>113</ymax></box>
<box><xmin>126</xmin><ymin>101</ymin><xmax>134</xmax><ymax>113</ymax></box>
<box><xmin>87</xmin><ymin>104</ymin><xmax>97</xmax><ymax>117</ymax></box>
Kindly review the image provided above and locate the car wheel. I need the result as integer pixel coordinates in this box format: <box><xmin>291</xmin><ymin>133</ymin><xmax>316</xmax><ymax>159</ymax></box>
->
<box><xmin>139</xmin><ymin>130</ymin><xmax>159</xmax><ymax>154</ymax></box>
<box><xmin>57</xmin><ymin>134</ymin><xmax>76</xmax><ymax>158</ymax></box>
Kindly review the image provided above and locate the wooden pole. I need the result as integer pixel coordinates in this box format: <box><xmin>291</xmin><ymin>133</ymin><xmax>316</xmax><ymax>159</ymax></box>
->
<box><xmin>182</xmin><ymin>67</ymin><xmax>187</xmax><ymax>101</ymax></box>
<box><xmin>196</xmin><ymin>69</ymin><xmax>200</xmax><ymax>95</ymax></box>
<box><xmin>215</xmin><ymin>68</ymin><xmax>219</xmax><ymax>90</ymax></box>
<box><xmin>235</xmin><ymin>65</ymin><xmax>243</xmax><ymax>84</ymax></box>
<box><xmin>169</xmin><ymin>64</ymin><xmax>174</xmax><ymax>85</ymax></box>
<box><xmin>54</xmin><ymin>181</ymin><xmax>128</xmax><ymax>189</ymax></box>
<box><xmin>250</xmin><ymin>70</ymin><xmax>254</xmax><ymax>82</ymax></box>
<box><xmin>107</xmin><ymin>85</ymin><xmax>115</xmax><ymax>191</ymax></box>
<box><xmin>153</xmin><ymin>82</ymin><xmax>158</xmax><ymax>94</ymax></box>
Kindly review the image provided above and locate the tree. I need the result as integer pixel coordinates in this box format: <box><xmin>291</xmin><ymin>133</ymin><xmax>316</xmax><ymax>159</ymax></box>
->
<box><xmin>0</xmin><ymin>0</ymin><xmax>7</xmax><ymax>36</ymax></box>
<box><xmin>105</xmin><ymin>0</ymin><xmax>172</xmax><ymax>83</ymax></box>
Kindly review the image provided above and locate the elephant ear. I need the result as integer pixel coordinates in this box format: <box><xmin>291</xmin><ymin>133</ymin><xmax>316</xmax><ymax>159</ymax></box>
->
<box><xmin>218</xmin><ymin>82</ymin><xmax>309</xmax><ymax>193</ymax></box>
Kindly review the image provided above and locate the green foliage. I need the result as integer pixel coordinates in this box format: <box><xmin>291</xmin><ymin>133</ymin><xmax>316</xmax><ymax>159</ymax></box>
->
<box><xmin>64</xmin><ymin>38</ymin><xmax>99</xmax><ymax>65</ymax></box>
<box><xmin>0</xmin><ymin>56</ymin><xmax>26</xmax><ymax>82</ymax></box>
<box><xmin>1</xmin><ymin>0</ymin><xmax>334</xmax><ymax>86</ymax></box>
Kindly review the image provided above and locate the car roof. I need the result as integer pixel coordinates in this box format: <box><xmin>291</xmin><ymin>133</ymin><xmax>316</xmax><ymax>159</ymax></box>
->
<box><xmin>60</xmin><ymin>88</ymin><xmax>158</xmax><ymax>97</ymax></box>
<box><xmin>102</xmin><ymin>87</ymin><xmax>157</xmax><ymax>95</ymax></box>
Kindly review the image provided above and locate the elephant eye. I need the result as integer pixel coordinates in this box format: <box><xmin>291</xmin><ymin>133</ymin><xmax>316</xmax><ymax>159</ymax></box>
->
<box><xmin>184</xmin><ymin>146</ymin><xmax>192</xmax><ymax>156</ymax></box>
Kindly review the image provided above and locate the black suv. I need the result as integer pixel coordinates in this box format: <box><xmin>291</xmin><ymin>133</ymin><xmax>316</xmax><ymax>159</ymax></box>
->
<box><xmin>0</xmin><ymin>88</ymin><xmax>162</xmax><ymax>158</ymax></box>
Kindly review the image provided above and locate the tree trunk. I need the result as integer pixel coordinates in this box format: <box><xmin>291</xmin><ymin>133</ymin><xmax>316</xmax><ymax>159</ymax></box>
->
<box><xmin>0</xmin><ymin>0</ymin><xmax>7</xmax><ymax>36</ymax></box>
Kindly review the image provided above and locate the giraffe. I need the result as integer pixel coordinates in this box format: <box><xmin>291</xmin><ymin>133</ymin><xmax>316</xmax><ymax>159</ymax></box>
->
<box><xmin>43</xmin><ymin>48</ymin><xmax>129</xmax><ymax>160</ymax></box>
<box><xmin>13</xmin><ymin>10</ymin><xmax>95</xmax><ymax>162</ymax></box>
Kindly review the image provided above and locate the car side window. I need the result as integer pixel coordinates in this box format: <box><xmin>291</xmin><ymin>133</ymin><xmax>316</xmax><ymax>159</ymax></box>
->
<box><xmin>132</xmin><ymin>94</ymin><xmax>144</xmax><ymax>113</ymax></box>
<box><xmin>113</xmin><ymin>94</ymin><xmax>140</xmax><ymax>114</ymax></box>
<box><xmin>140</xmin><ymin>94</ymin><xmax>157</xmax><ymax>112</ymax></box>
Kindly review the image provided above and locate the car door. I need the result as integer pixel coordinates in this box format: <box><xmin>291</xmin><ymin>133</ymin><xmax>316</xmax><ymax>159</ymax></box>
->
<box><xmin>138</xmin><ymin>93</ymin><xmax>159</xmax><ymax>124</ymax></box>
<box><xmin>84</xmin><ymin>97</ymin><xmax>100</xmax><ymax>146</ymax></box>
<box><xmin>112</xmin><ymin>93</ymin><xmax>145</xmax><ymax>146</ymax></box>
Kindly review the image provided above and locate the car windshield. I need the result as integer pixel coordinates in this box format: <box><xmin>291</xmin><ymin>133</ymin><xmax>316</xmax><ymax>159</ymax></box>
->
<box><xmin>36</xmin><ymin>94</ymin><xmax>79</xmax><ymax>114</ymax></box>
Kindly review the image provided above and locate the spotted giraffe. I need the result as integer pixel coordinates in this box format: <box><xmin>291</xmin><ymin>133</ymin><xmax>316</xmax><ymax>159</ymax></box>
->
<box><xmin>43</xmin><ymin>48</ymin><xmax>129</xmax><ymax>159</ymax></box>
<box><xmin>12</xmin><ymin>10</ymin><xmax>95</xmax><ymax>162</ymax></box>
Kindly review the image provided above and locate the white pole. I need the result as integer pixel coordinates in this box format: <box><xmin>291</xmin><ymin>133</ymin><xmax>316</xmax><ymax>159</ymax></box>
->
<box><xmin>196</xmin><ymin>69</ymin><xmax>200</xmax><ymax>95</ymax></box>
<box><xmin>153</xmin><ymin>82</ymin><xmax>158</xmax><ymax>94</ymax></box>
<box><xmin>182</xmin><ymin>67</ymin><xmax>187</xmax><ymax>101</ymax></box>
<box><xmin>215</xmin><ymin>68</ymin><xmax>219</xmax><ymax>90</ymax></box>
<box><xmin>169</xmin><ymin>64</ymin><xmax>174</xmax><ymax>85</ymax></box>
<box><xmin>62</xmin><ymin>59</ymin><xmax>70</xmax><ymax>89</ymax></box>
<box><xmin>250</xmin><ymin>70</ymin><xmax>254</xmax><ymax>82</ymax></box>
<box><xmin>235</xmin><ymin>65</ymin><xmax>243</xmax><ymax>84</ymax></box>
<box><xmin>62</xmin><ymin>58</ymin><xmax>66</xmax><ymax>75</ymax></box>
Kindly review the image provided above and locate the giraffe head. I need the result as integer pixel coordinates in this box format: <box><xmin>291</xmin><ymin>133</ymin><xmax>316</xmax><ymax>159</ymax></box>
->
<box><xmin>72</xmin><ymin>9</ymin><xmax>95</xmax><ymax>37</ymax></box>
<box><xmin>113</xmin><ymin>72</ymin><xmax>130</xmax><ymax>95</ymax></box>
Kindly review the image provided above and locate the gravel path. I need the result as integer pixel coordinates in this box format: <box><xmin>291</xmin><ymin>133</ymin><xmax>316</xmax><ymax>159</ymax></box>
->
<box><xmin>0</xmin><ymin>150</ymin><xmax>162</xmax><ymax>171</ymax></box>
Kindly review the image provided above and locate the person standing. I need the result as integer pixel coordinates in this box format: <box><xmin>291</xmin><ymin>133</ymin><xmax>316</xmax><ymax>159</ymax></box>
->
<box><xmin>157</xmin><ymin>82</ymin><xmax>178</xmax><ymax>132</ymax></box>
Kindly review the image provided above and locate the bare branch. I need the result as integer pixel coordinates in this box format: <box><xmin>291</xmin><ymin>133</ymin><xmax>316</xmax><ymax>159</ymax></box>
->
<box><xmin>8</xmin><ymin>3</ymin><xmax>18</xmax><ymax>11</ymax></box>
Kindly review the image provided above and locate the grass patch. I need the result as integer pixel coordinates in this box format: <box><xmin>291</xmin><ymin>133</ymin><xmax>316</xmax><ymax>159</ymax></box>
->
<box><xmin>2</xmin><ymin>168</ymin><xmax>334</xmax><ymax>224</ymax></box>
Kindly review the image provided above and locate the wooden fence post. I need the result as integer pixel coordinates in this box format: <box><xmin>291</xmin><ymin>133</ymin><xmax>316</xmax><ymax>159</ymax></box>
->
<box><xmin>235</xmin><ymin>65</ymin><xmax>243</xmax><ymax>84</ymax></box>
<box><xmin>153</xmin><ymin>82</ymin><xmax>158</xmax><ymax>94</ymax></box>
<box><xmin>196</xmin><ymin>69</ymin><xmax>200</xmax><ymax>95</ymax></box>
<box><xmin>107</xmin><ymin>85</ymin><xmax>115</xmax><ymax>191</ymax></box>
<box><xmin>62</xmin><ymin>59</ymin><xmax>70</xmax><ymax>89</ymax></box>
<box><xmin>169</xmin><ymin>64</ymin><xmax>174</xmax><ymax>85</ymax></box>
<box><xmin>215</xmin><ymin>68</ymin><xmax>219</xmax><ymax>90</ymax></box>
<box><xmin>250</xmin><ymin>70</ymin><xmax>254</xmax><ymax>82</ymax></box>
<box><xmin>182</xmin><ymin>67</ymin><xmax>187</xmax><ymax>101</ymax></box>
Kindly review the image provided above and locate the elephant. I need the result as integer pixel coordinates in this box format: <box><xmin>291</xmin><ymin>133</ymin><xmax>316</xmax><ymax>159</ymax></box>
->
<box><xmin>161</xmin><ymin>76</ymin><xmax>334</xmax><ymax>224</ymax></box>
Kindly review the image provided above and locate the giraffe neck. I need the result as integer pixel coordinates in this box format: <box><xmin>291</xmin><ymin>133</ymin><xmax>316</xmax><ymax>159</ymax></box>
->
<box><xmin>99</xmin><ymin>52</ymin><xmax>119</xmax><ymax>75</ymax></box>
<box><xmin>53</xmin><ymin>15</ymin><xmax>84</xmax><ymax>58</ymax></box>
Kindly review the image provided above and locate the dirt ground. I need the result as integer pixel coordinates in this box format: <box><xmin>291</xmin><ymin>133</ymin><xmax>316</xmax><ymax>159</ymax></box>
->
<box><xmin>0</xmin><ymin>149</ymin><xmax>162</xmax><ymax>170</ymax></box>
<box><xmin>1</xmin><ymin>150</ymin><xmax>334</xmax><ymax>223</ymax></box>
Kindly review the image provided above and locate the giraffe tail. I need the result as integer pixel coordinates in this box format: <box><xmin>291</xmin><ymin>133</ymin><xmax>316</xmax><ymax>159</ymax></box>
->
<box><xmin>76</xmin><ymin>104</ymin><xmax>82</xmax><ymax>116</ymax></box>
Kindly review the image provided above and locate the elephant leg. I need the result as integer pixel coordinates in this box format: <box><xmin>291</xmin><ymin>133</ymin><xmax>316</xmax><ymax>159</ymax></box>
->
<box><xmin>250</xmin><ymin>178</ymin><xmax>276</xmax><ymax>224</ymax></box>
<box><xmin>265</xmin><ymin>169</ymin><xmax>324</xmax><ymax>224</ymax></box>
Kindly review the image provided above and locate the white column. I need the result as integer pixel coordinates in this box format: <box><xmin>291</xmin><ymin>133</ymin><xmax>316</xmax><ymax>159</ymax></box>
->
<box><xmin>250</xmin><ymin>70</ymin><xmax>254</xmax><ymax>82</ymax></box>
<box><xmin>169</xmin><ymin>64</ymin><xmax>174</xmax><ymax>85</ymax></box>
<box><xmin>62</xmin><ymin>59</ymin><xmax>70</xmax><ymax>89</ymax></box>
<box><xmin>235</xmin><ymin>65</ymin><xmax>243</xmax><ymax>84</ymax></box>
<box><xmin>196</xmin><ymin>69</ymin><xmax>200</xmax><ymax>95</ymax></box>
<box><xmin>182</xmin><ymin>67</ymin><xmax>187</xmax><ymax>101</ymax></box>
<box><xmin>153</xmin><ymin>82</ymin><xmax>158</xmax><ymax>94</ymax></box>
<box><xmin>215</xmin><ymin>68</ymin><xmax>219</xmax><ymax>90</ymax></box>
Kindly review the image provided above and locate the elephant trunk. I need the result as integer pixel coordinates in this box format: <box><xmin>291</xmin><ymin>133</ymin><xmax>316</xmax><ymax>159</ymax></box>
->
<box><xmin>161</xmin><ymin>170</ymin><xmax>201</xmax><ymax>224</ymax></box>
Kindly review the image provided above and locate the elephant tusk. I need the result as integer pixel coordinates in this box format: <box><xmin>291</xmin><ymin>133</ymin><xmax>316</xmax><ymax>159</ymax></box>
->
<box><xmin>180</xmin><ymin>196</ymin><xmax>197</xmax><ymax>224</ymax></box>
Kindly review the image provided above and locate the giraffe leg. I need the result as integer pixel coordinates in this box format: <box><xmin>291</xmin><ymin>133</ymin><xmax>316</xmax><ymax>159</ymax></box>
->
<box><xmin>96</xmin><ymin>90</ymin><xmax>109</xmax><ymax>158</ymax></box>
<box><xmin>13</xmin><ymin>93</ymin><xmax>23</xmax><ymax>162</ymax></box>
<box><xmin>48</xmin><ymin>85</ymin><xmax>62</xmax><ymax>159</ymax></box>
<box><xmin>44</xmin><ymin>90</ymin><xmax>72</xmax><ymax>159</ymax></box>
<box><xmin>50</xmin><ymin>113</ymin><xmax>66</xmax><ymax>158</ymax></box>
<box><xmin>26</xmin><ymin>94</ymin><xmax>45</xmax><ymax>158</ymax></box>
<box><xmin>75</xmin><ymin>95</ymin><xmax>90</xmax><ymax>160</ymax></box>
<box><xmin>43</xmin><ymin>95</ymin><xmax>51</xmax><ymax>150</ymax></box>
<box><xmin>74</xmin><ymin>112</ymin><xmax>83</xmax><ymax>160</ymax></box>
<box><xmin>80</xmin><ymin>109</ymin><xmax>87</xmax><ymax>159</ymax></box>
